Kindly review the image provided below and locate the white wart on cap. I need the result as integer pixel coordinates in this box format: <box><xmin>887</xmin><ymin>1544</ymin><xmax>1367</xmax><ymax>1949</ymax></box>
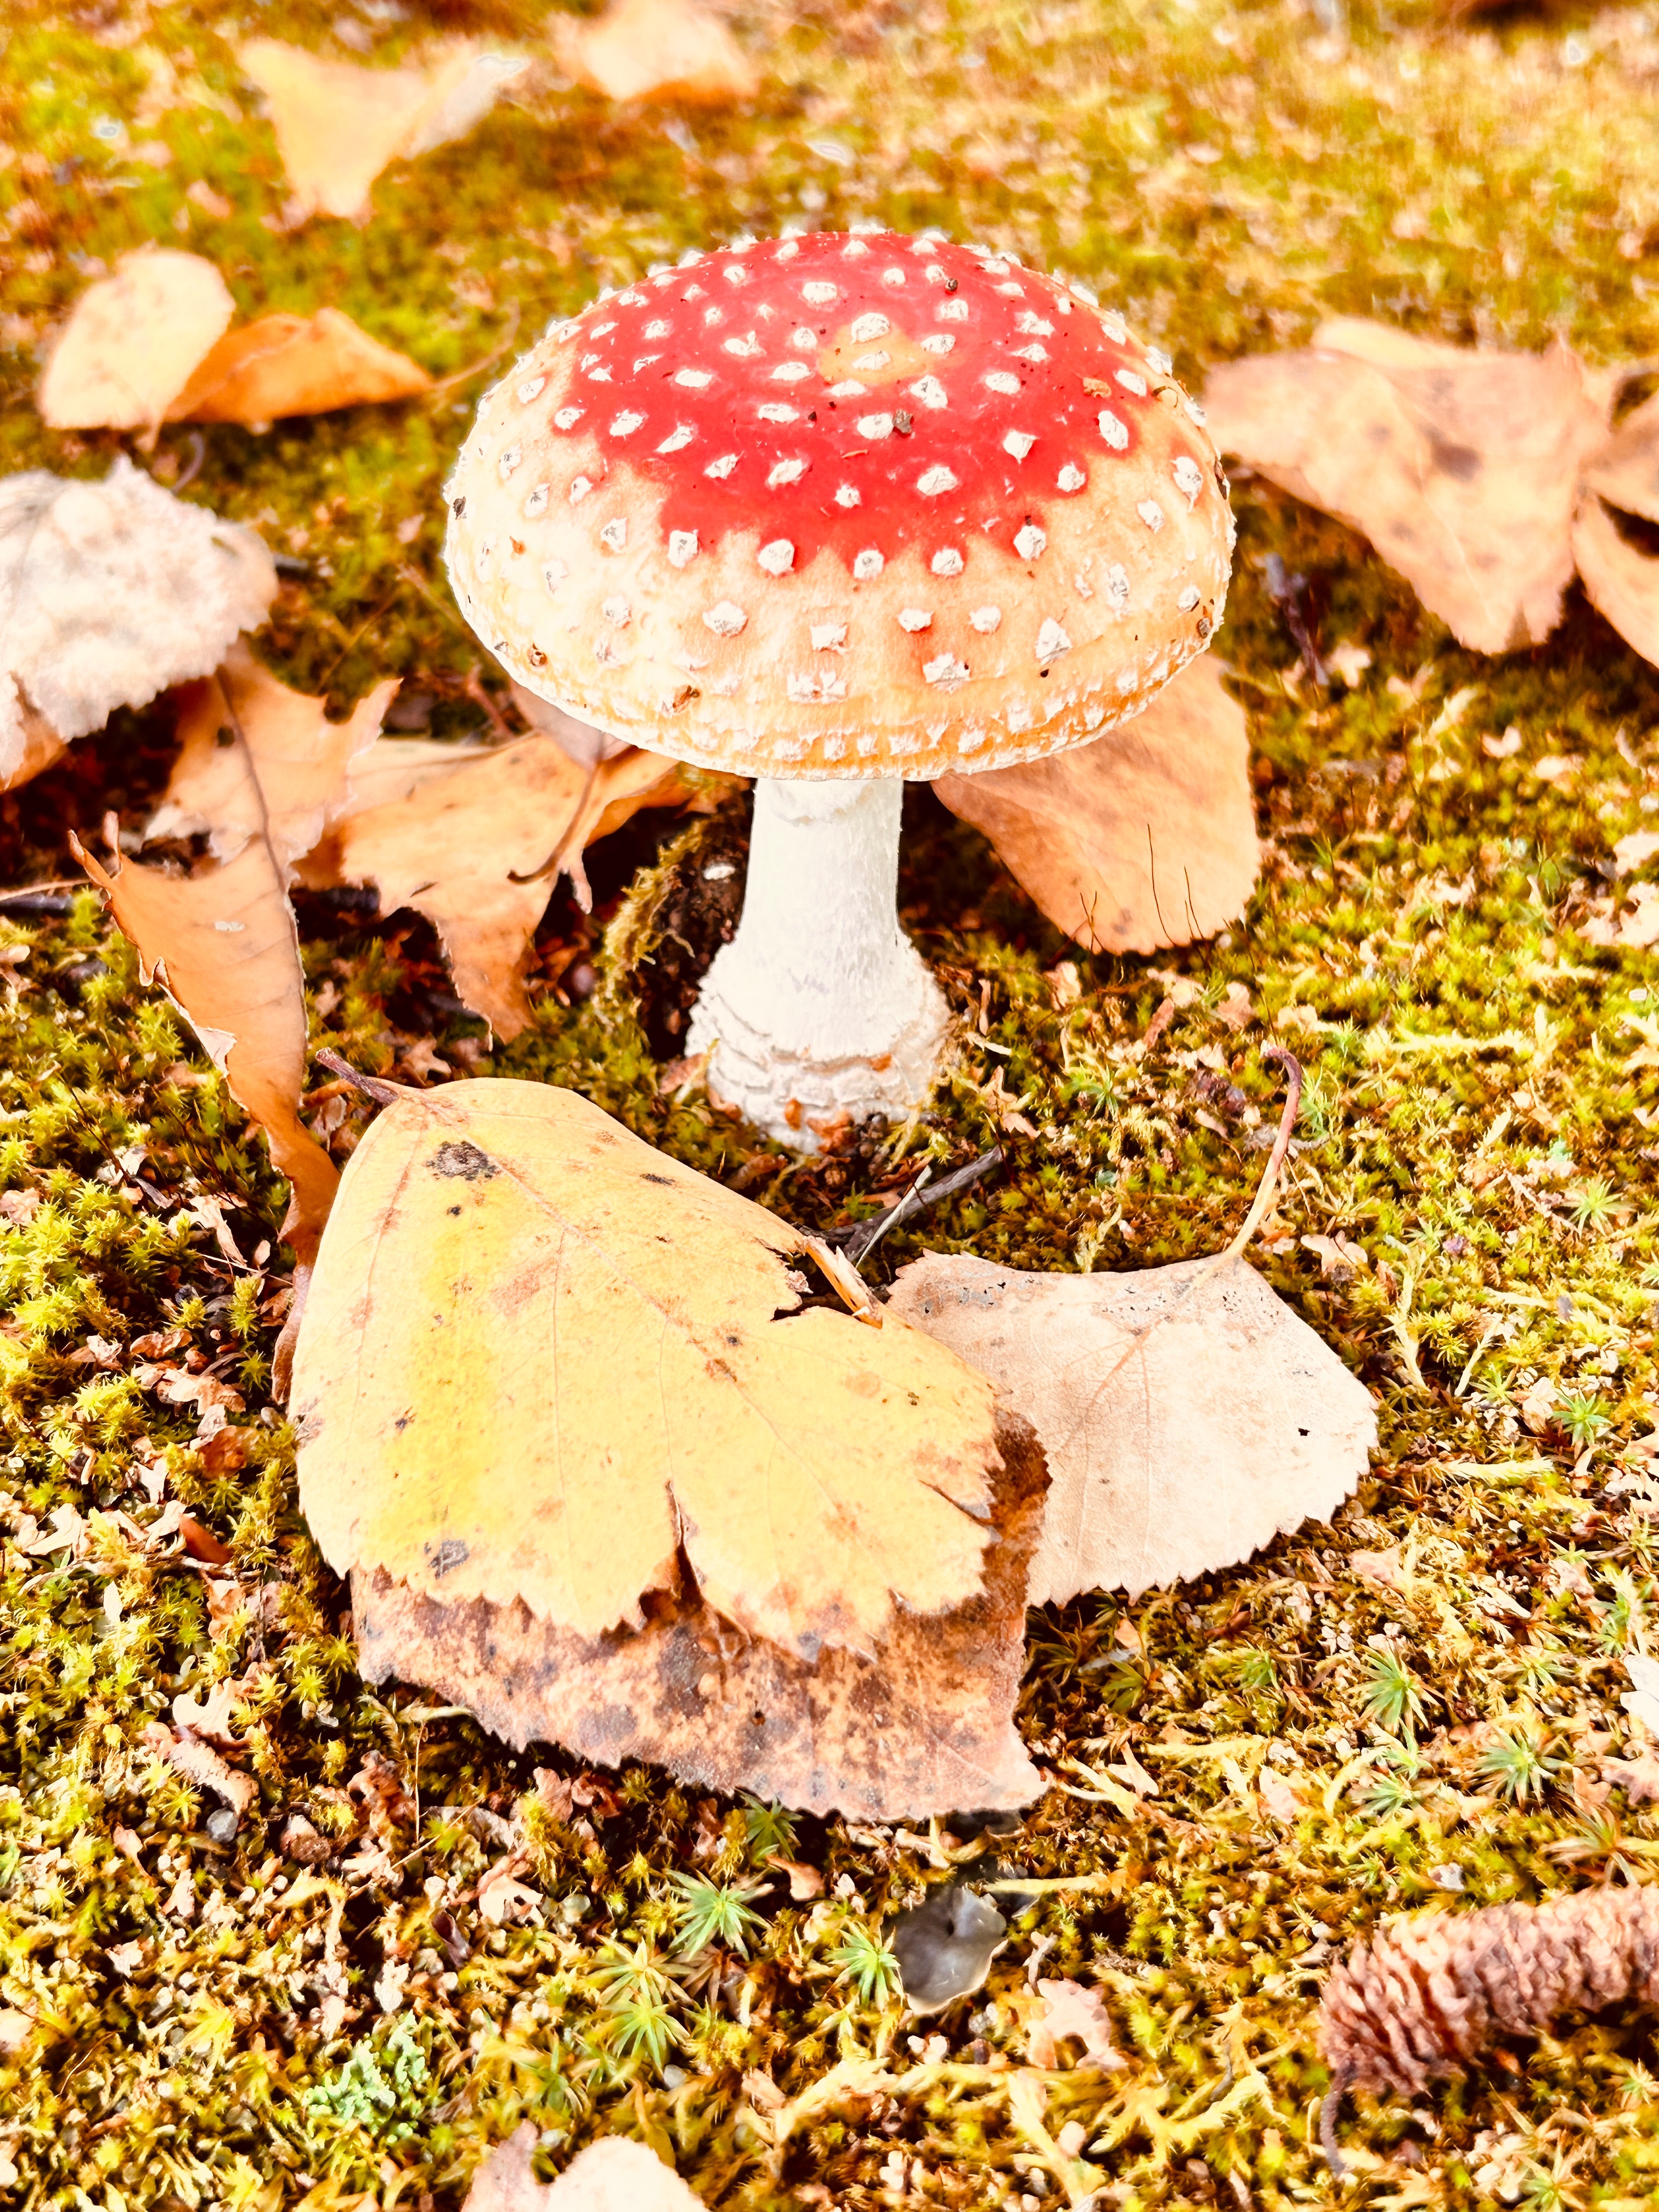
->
<box><xmin>444</xmin><ymin>231</ymin><xmax>1233</xmax><ymax>777</ymax></box>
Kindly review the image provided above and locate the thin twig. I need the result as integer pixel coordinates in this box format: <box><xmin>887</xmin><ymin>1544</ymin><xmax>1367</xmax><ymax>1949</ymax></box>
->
<box><xmin>834</xmin><ymin>1146</ymin><xmax>1005</xmax><ymax>1266</ymax></box>
<box><xmin>312</xmin><ymin>1048</ymin><xmax>406</xmax><ymax>1108</ymax></box>
<box><xmin>1216</xmin><ymin>1043</ymin><xmax>1301</xmax><ymax>1266</ymax></box>
<box><xmin>420</xmin><ymin>302</ymin><xmax>522</xmax><ymax>402</ymax></box>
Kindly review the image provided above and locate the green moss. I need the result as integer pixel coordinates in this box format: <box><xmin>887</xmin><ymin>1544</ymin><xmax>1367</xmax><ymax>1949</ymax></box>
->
<box><xmin>7</xmin><ymin>0</ymin><xmax>1659</xmax><ymax>2202</ymax></box>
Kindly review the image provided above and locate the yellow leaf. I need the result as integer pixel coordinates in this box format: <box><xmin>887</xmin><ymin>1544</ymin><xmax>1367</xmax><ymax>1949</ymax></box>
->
<box><xmin>38</xmin><ymin>247</ymin><xmax>234</xmax><ymax>439</ymax></box>
<box><xmin>167</xmin><ymin>307</ymin><xmax>431</xmax><ymax>424</ymax></box>
<box><xmin>291</xmin><ymin>1078</ymin><xmax>1002</xmax><ymax>1655</ymax></box>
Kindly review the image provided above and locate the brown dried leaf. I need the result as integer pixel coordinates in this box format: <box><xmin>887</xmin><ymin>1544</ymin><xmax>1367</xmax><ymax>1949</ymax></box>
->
<box><xmin>144</xmin><ymin>640</ymin><xmax>397</xmax><ymax>877</ymax></box>
<box><xmin>888</xmin><ymin>1251</ymin><xmax>1375</xmax><ymax>1607</ymax></box>
<box><xmin>1025</xmin><ymin>1977</ymin><xmax>1124</xmax><ymax>2072</ymax></box>
<box><xmin>167</xmin><ymin>307</ymin><xmax>430</xmax><ymax>424</ymax></box>
<box><xmin>296</xmin><ymin>1077</ymin><xmax>1003</xmax><ymax>1654</ymax></box>
<box><xmin>38</xmin><ymin>249</ymin><xmax>233</xmax><ymax>438</ymax></box>
<box><xmin>142</xmin><ymin>1719</ymin><xmax>256</xmax><ymax>1815</ymax></box>
<box><xmin>556</xmin><ymin>0</ymin><xmax>760</xmax><ymax>105</ymax></box>
<box><xmin>351</xmin><ymin>1410</ymin><xmax>1043</xmax><ymax>1818</ymax></box>
<box><xmin>933</xmin><ymin>655</ymin><xmax>1259</xmax><ymax>953</ymax></box>
<box><xmin>239</xmin><ymin>38</ymin><xmax>529</xmax><ymax>225</ymax></box>
<box><xmin>465</xmin><ymin>2123</ymin><xmax>703</xmax><ymax>2210</ymax></box>
<box><xmin>1204</xmin><ymin>320</ymin><xmax>1610</xmax><ymax>653</ymax></box>
<box><xmin>1572</xmin><ymin>490</ymin><xmax>1659</xmax><ymax>668</ymax></box>
<box><xmin>294</xmin><ymin>734</ymin><xmax>693</xmax><ymax>1037</ymax></box>
<box><xmin>2</xmin><ymin>462</ymin><xmax>276</xmax><ymax>790</ymax></box>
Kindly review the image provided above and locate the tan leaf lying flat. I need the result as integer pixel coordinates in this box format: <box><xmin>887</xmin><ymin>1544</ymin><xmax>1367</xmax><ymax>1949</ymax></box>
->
<box><xmin>465</xmin><ymin>2124</ymin><xmax>703</xmax><ymax>2211</ymax></box>
<box><xmin>352</xmin><ymin>1408</ymin><xmax>1045</xmax><ymax>1818</ymax></box>
<box><xmin>72</xmin><ymin>803</ymin><xmax>338</xmax><ymax>1297</ymax></box>
<box><xmin>1204</xmin><ymin>319</ymin><xmax>1609</xmax><ymax>653</ymax></box>
<box><xmin>38</xmin><ymin>249</ymin><xmax>233</xmax><ymax>438</ymax></box>
<box><xmin>1025</xmin><ymin>1977</ymin><xmax>1124</xmax><ymax>2073</ymax></box>
<box><xmin>145</xmin><ymin>640</ymin><xmax>396</xmax><ymax>874</ymax></box>
<box><xmin>1</xmin><ymin>461</ymin><xmax>276</xmax><ymax>791</ymax></box>
<box><xmin>239</xmin><ymin>38</ymin><xmax>528</xmax><ymax>224</ymax></box>
<box><xmin>167</xmin><ymin>308</ymin><xmax>431</xmax><ymax>424</ymax></box>
<box><xmin>292</xmin><ymin>1078</ymin><xmax>1002</xmax><ymax>1655</ymax></box>
<box><xmin>557</xmin><ymin>0</ymin><xmax>760</xmax><ymax>104</ymax></box>
<box><xmin>889</xmin><ymin>1250</ymin><xmax>1376</xmax><ymax>1607</ymax></box>
<box><xmin>294</xmin><ymin>735</ymin><xmax>691</xmax><ymax>1037</ymax></box>
<box><xmin>933</xmin><ymin>655</ymin><xmax>1259</xmax><ymax>953</ymax></box>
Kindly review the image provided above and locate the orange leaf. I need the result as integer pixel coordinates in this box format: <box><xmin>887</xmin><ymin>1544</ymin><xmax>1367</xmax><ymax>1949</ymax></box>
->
<box><xmin>168</xmin><ymin>308</ymin><xmax>430</xmax><ymax>424</ymax></box>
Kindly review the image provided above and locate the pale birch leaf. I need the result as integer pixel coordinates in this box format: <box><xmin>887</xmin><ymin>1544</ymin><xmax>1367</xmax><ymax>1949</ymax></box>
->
<box><xmin>888</xmin><ymin>1250</ymin><xmax>1376</xmax><ymax>1607</ymax></box>
<box><xmin>0</xmin><ymin>461</ymin><xmax>276</xmax><ymax>788</ymax></box>
<box><xmin>38</xmin><ymin>249</ymin><xmax>234</xmax><ymax>436</ymax></box>
<box><xmin>1204</xmin><ymin>321</ymin><xmax>1609</xmax><ymax>653</ymax></box>
<box><xmin>238</xmin><ymin>39</ymin><xmax>528</xmax><ymax>224</ymax></box>
<box><xmin>933</xmin><ymin>654</ymin><xmax>1259</xmax><ymax>953</ymax></box>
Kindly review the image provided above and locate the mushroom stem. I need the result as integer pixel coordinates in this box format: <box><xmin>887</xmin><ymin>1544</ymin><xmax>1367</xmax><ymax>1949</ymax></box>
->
<box><xmin>688</xmin><ymin>777</ymin><xmax>949</xmax><ymax>1149</ymax></box>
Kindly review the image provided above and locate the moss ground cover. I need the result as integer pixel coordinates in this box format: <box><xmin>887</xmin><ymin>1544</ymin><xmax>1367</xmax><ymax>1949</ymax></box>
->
<box><xmin>7</xmin><ymin>0</ymin><xmax>1659</xmax><ymax>2203</ymax></box>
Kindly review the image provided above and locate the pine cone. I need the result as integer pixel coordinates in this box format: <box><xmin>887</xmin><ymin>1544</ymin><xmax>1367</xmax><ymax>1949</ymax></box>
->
<box><xmin>1318</xmin><ymin>1883</ymin><xmax>1659</xmax><ymax>2166</ymax></box>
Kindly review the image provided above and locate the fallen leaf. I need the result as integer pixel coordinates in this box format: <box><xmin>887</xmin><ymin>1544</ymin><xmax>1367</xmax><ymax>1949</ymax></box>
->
<box><xmin>1622</xmin><ymin>1651</ymin><xmax>1659</xmax><ymax>1737</ymax></box>
<box><xmin>144</xmin><ymin>640</ymin><xmax>396</xmax><ymax>876</ymax></box>
<box><xmin>1204</xmin><ymin>320</ymin><xmax>1610</xmax><ymax>653</ymax></box>
<box><xmin>0</xmin><ymin>2012</ymin><xmax>33</xmax><ymax>2055</ymax></box>
<box><xmin>477</xmin><ymin>1859</ymin><xmax>541</xmax><ymax>1925</ymax></box>
<box><xmin>38</xmin><ymin>249</ymin><xmax>233</xmax><ymax>439</ymax></box>
<box><xmin>105</xmin><ymin>1940</ymin><xmax>147</xmax><ymax>1978</ymax></box>
<box><xmin>771</xmin><ymin>1858</ymin><xmax>824</xmax><ymax>1900</ymax></box>
<box><xmin>73</xmin><ymin>772</ymin><xmax>340</xmax><ymax>1395</ymax></box>
<box><xmin>294</xmin><ymin>735</ymin><xmax>696</xmax><ymax>1037</ymax></box>
<box><xmin>892</xmin><ymin>1886</ymin><xmax>1006</xmax><ymax>2012</ymax></box>
<box><xmin>888</xmin><ymin>1251</ymin><xmax>1375</xmax><ymax>1607</ymax></box>
<box><xmin>239</xmin><ymin>38</ymin><xmax>529</xmax><ymax>224</ymax></box>
<box><xmin>1615</xmin><ymin>828</ymin><xmax>1659</xmax><ymax>875</ymax></box>
<box><xmin>1257</xmin><ymin>1767</ymin><xmax>1305</xmax><ymax>1824</ymax></box>
<box><xmin>1</xmin><ymin>461</ymin><xmax>276</xmax><ymax>792</ymax></box>
<box><xmin>556</xmin><ymin>0</ymin><xmax>759</xmax><ymax>105</ymax></box>
<box><xmin>932</xmin><ymin>656</ymin><xmax>1259</xmax><ymax>954</ymax></box>
<box><xmin>1349</xmin><ymin>1545</ymin><xmax>1406</xmax><ymax>1590</ymax></box>
<box><xmin>171</xmin><ymin>1678</ymin><xmax>245</xmax><ymax>1743</ymax></box>
<box><xmin>1025</xmin><ymin>1977</ymin><xmax>1124</xmax><ymax>2072</ymax></box>
<box><xmin>464</xmin><ymin>2122</ymin><xmax>704</xmax><ymax>2210</ymax></box>
<box><xmin>142</xmin><ymin>1720</ymin><xmax>256</xmax><ymax>1816</ymax></box>
<box><xmin>1302</xmin><ymin>1231</ymin><xmax>1369</xmax><ymax>1278</ymax></box>
<box><xmin>1572</xmin><ymin>489</ymin><xmax>1659</xmax><ymax>669</ymax></box>
<box><xmin>168</xmin><ymin>307</ymin><xmax>431</xmax><ymax>424</ymax></box>
<box><xmin>1602</xmin><ymin>1753</ymin><xmax>1659</xmax><ymax>1804</ymax></box>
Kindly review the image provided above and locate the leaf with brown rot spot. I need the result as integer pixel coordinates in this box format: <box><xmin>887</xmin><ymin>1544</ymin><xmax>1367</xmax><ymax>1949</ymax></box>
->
<box><xmin>933</xmin><ymin>655</ymin><xmax>1259</xmax><ymax>954</ymax></box>
<box><xmin>294</xmin><ymin>1076</ymin><xmax>1009</xmax><ymax>1661</ymax></box>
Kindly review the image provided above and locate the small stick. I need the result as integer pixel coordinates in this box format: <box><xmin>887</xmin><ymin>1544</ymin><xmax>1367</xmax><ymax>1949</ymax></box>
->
<box><xmin>313</xmin><ymin>1047</ymin><xmax>406</xmax><ymax>1108</ymax></box>
<box><xmin>838</xmin><ymin>1145</ymin><xmax>1005</xmax><ymax>1266</ymax></box>
<box><xmin>1215</xmin><ymin>1043</ymin><xmax>1302</xmax><ymax>1268</ymax></box>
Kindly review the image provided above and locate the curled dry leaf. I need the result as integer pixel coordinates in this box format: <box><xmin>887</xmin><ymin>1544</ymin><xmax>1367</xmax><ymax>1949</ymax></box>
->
<box><xmin>145</xmin><ymin>639</ymin><xmax>396</xmax><ymax>876</ymax></box>
<box><xmin>889</xmin><ymin>1250</ymin><xmax>1375</xmax><ymax>1607</ymax></box>
<box><xmin>1572</xmin><ymin>477</ymin><xmax>1659</xmax><ymax>669</ymax></box>
<box><xmin>38</xmin><ymin>249</ymin><xmax>234</xmax><ymax>440</ymax></box>
<box><xmin>293</xmin><ymin>734</ymin><xmax>696</xmax><ymax>1037</ymax></box>
<box><xmin>167</xmin><ymin>307</ymin><xmax>432</xmax><ymax>425</ymax></box>
<box><xmin>892</xmin><ymin>1886</ymin><xmax>1007</xmax><ymax>2011</ymax></box>
<box><xmin>1</xmin><ymin>461</ymin><xmax>276</xmax><ymax>791</ymax></box>
<box><xmin>71</xmin><ymin>659</ymin><xmax>363</xmax><ymax>1390</ymax></box>
<box><xmin>141</xmin><ymin>1719</ymin><xmax>256</xmax><ymax>1816</ymax></box>
<box><xmin>239</xmin><ymin>38</ymin><xmax>529</xmax><ymax>224</ymax></box>
<box><xmin>294</xmin><ymin>1079</ymin><xmax>1001</xmax><ymax>1653</ymax></box>
<box><xmin>556</xmin><ymin>0</ymin><xmax>760</xmax><ymax>105</ymax></box>
<box><xmin>1205</xmin><ymin>319</ymin><xmax>1610</xmax><ymax>653</ymax></box>
<box><xmin>933</xmin><ymin>654</ymin><xmax>1259</xmax><ymax>953</ymax></box>
<box><xmin>464</xmin><ymin>2123</ymin><xmax>703</xmax><ymax>2211</ymax></box>
<box><xmin>1025</xmin><ymin>1977</ymin><xmax>1124</xmax><ymax>2072</ymax></box>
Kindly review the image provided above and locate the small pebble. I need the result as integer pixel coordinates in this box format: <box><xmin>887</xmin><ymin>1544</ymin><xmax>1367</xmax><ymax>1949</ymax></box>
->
<box><xmin>204</xmin><ymin>1807</ymin><xmax>239</xmax><ymax>1844</ymax></box>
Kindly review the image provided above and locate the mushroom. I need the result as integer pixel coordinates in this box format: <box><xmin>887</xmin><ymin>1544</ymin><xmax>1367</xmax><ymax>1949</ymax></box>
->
<box><xmin>444</xmin><ymin>228</ymin><xmax>1233</xmax><ymax>1147</ymax></box>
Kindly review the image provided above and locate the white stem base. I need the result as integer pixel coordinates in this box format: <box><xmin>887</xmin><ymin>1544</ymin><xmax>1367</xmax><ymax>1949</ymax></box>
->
<box><xmin>687</xmin><ymin>777</ymin><xmax>949</xmax><ymax>1150</ymax></box>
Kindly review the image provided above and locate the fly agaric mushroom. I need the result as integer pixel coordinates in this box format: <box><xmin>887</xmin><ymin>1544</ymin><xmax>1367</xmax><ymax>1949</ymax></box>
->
<box><xmin>444</xmin><ymin>228</ymin><xmax>1233</xmax><ymax>1145</ymax></box>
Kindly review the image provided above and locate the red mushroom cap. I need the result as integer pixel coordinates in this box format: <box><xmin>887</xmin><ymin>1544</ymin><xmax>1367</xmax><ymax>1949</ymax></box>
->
<box><xmin>445</xmin><ymin>228</ymin><xmax>1233</xmax><ymax>777</ymax></box>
